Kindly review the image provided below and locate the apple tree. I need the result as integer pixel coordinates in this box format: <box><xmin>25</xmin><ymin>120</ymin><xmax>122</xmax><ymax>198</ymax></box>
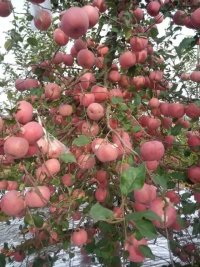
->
<box><xmin>0</xmin><ymin>0</ymin><xmax>200</xmax><ymax>266</ymax></box>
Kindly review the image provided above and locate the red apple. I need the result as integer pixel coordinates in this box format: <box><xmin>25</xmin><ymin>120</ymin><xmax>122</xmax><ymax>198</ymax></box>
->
<box><xmin>53</xmin><ymin>28</ymin><xmax>69</xmax><ymax>46</ymax></box>
<box><xmin>7</xmin><ymin>181</ymin><xmax>18</xmax><ymax>191</ymax></box>
<box><xmin>13</xmin><ymin>250</ymin><xmax>25</xmax><ymax>262</ymax></box>
<box><xmin>62</xmin><ymin>173</ymin><xmax>74</xmax><ymax>187</ymax></box>
<box><xmin>119</xmin><ymin>51</ymin><xmax>136</xmax><ymax>69</ymax></box>
<box><xmin>74</xmin><ymin>38</ymin><xmax>87</xmax><ymax>51</ymax></box>
<box><xmin>20</xmin><ymin>121</ymin><xmax>43</xmax><ymax>145</ymax></box>
<box><xmin>149</xmin><ymin>197</ymin><xmax>177</xmax><ymax>228</ymax></box>
<box><xmin>25</xmin><ymin>186</ymin><xmax>50</xmax><ymax>208</ymax></box>
<box><xmin>34</xmin><ymin>10</ymin><xmax>52</xmax><ymax>31</ymax></box>
<box><xmin>58</xmin><ymin>104</ymin><xmax>73</xmax><ymax>116</ymax></box>
<box><xmin>95</xmin><ymin>187</ymin><xmax>107</xmax><ymax>202</ymax></box>
<box><xmin>94</xmin><ymin>141</ymin><xmax>119</xmax><ymax>162</ymax></box>
<box><xmin>148</xmin><ymin>97</ymin><xmax>160</xmax><ymax>108</ymax></box>
<box><xmin>61</xmin><ymin>7</ymin><xmax>89</xmax><ymax>39</ymax></box>
<box><xmin>77</xmin><ymin>154</ymin><xmax>96</xmax><ymax>170</ymax></box>
<box><xmin>81</xmin><ymin>121</ymin><xmax>99</xmax><ymax>136</ymax></box>
<box><xmin>145</xmin><ymin>160</ymin><xmax>159</xmax><ymax>171</ymax></box>
<box><xmin>14</xmin><ymin>101</ymin><xmax>33</xmax><ymax>124</ymax></box>
<box><xmin>79</xmin><ymin>93</ymin><xmax>95</xmax><ymax>107</ymax></box>
<box><xmin>36</xmin><ymin>159</ymin><xmax>61</xmax><ymax>181</ymax></box>
<box><xmin>168</xmin><ymin>103</ymin><xmax>185</xmax><ymax>118</ymax></box>
<box><xmin>44</xmin><ymin>83</ymin><xmax>61</xmax><ymax>100</ymax></box>
<box><xmin>87</xmin><ymin>103</ymin><xmax>104</xmax><ymax>120</ymax></box>
<box><xmin>0</xmin><ymin>180</ymin><xmax>8</xmax><ymax>190</ymax></box>
<box><xmin>4</xmin><ymin>136</ymin><xmax>29</xmax><ymax>159</ymax></box>
<box><xmin>125</xmin><ymin>235</ymin><xmax>147</xmax><ymax>263</ymax></box>
<box><xmin>130</xmin><ymin>37</ymin><xmax>148</xmax><ymax>52</ymax></box>
<box><xmin>185</xmin><ymin>103</ymin><xmax>200</xmax><ymax>119</ymax></box>
<box><xmin>91</xmin><ymin>85</ymin><xmax>108</xmax><ymax>102</ymax></box>
<box><xmin>133</xmin><ymin>7</ymin><xmax>144</xmax><ymax>21</ymax></box>
<box><xmin>187</xmin><ymin>166</ymin><xmax>200</xmax><ymax>183</ymax></box>
<box><xmin>165</xmin><ymin>191</ymin><xmax>180</xmax><ymax>205</ymax></box>
<box><xmin>0</xmin><ymin>0</ymin><xmax>12</xmax><ymax>17</ymax></box>
<box><xmin>1</xmin><ymin>190</ymin><xmax>26</xmax><ymax>217</ymax></box>
<box><xmin>77</xmin><ymin>49</ymin><xmax>95</xmax><ymax>69</ymax></box>
<box><xmin>71</xmin><ymin>229</ymin><xmax>88</xmax><ymax>246</ymax></box>
<box><xmin>140</xmin><ymin>140</ymin><xmax>165</xmax><ymax>161</ymax></box>
<box><xmin>134</xmin><ymin>183</ymin><xmax>157</xmax><ymax>204</ymax></box>
<box><xmin>194</xmin><ymin>192</ymin><xmax>200</xmax><ymax>203</ymax></box>
<box><xmin>108</xmin><ymin>70</ymin><xmax>121</xmax><ymax>83</ymax></box>
<box><xmin>82</xmin><ymin>5</ymin><xmax>99</xmax><ymax>28</ymax></box>
<box><xmin>147</xmin><ymin>1</ymin><xmax>161</xmax><ymax>17</ymax></box>
<box><xmin>191</xmin><ymin>8</ymin><xmax>200</xmax><ymax>28</ymax></box>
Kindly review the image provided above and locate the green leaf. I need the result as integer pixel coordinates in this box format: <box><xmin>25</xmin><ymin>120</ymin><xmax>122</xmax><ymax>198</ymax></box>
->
<box><xmin>63</xmin><ymin>240</ymin><xmax>70</xmax><ymax>250</ymax></box>
<box><xmin>192</xmin><ymin>221</ymin><xmax>200</xmax><ymax>235</ymax></box>
<box><xmin>24</xmin><ymin>213</ymin><xmax>44</xmax><ymax>228</ymax></box>
<box><xmin>129</xmin><ymin>262</ymin><xmax>141</xmax><ymax>267</ymax></box>
<box><xmin>0</xmin><ymin>54</ymin><xmax>4</xmax><ymax>62</ymax></box>
<box><xmin>112</xmin><ymin>26</ymin><xmax>119</xmax><ymax>33</ymax></box>
<box><xmin>3</xmin><ymin>243</ymin><xmax>8</xmax><ymax>250</ymax></box>
<box><xmin>124</xmin><ymin>28</ymin><xmax>132</xmax><ymax>39</ymax></box>
<box><xmin>85</xmin><ymin>240</ymin><xmax>95</xmax><ymax>254</ymax></box>
<box><xmin>4</xmin><ymin>39</ymin><xmax>13</xmax><ymax>51</ymax></box>
<box><xmin>134</xmin><ymin>94</ymin><xmax>141</xmax><ymax>106</ymax></box>
<box><xmin>33</xmin><ymin>258</ymin><xmax>47</xmax><ymax>267</ymax></box>
<box><xmin>29</xmin><ymin>88</ymin><xmax>42</xmax><ymax>96</ymax></box>
<box><xmin>149</xmin><ymin>27</ymin><xmax>158</xmax><ymax>39</ymax></box>
<box><xmin>27</xmin><ymin>14</ymin><xmax>33</xmax><ymax>21</ymax></box>
<box><xmin>119</xmin><ymin>103</ymin><xmax>128</xmax><ymax>111</ymax></box>
<box><xmin>184</xmin><ymin>150</ymin><xmax>191</xmax><ymax>158</ymax></box>
<box><xmin>134</xmin><ymin>219</ymin><xmax>158</xmax><ymax>239</ymax></box>
<box><xmin>120</xmin><ymin>164</ymin><xmax>146</xmax><ymax>195</ymax></box>
<box><xmin>69</xmin><ymin>252</ymin><xmax>75</xmax><ymax>259</ymax></box>
<box><xmin>27</xmin><ymin>37</ymin><xmax>38</xmax><ymax>46</ymax></box>
<box><xmin>61</xmin><ymin>220</ymin><xmax>69</xmax><ymax>231</ymax></box>
<box><xmin>176</xmin><ymin>216</ymin><xmax>187</xmax><ymax>229</ymax></box>
<box><xmin>139</xmin><ymin>245</ymin><xmax>155</xmax><ymax>260</ymax></box>
<box><xmin>32</xmin><ymin>214</ymin><xmax>44</xmax><ymax>228</ymax></box>
<box><xmin>169</xmin><ymin>171</ymin><xmax>187</xmax><ymax>182</ymax></box>
<box><xmin>24</xmin><ymin>213</ymin><xmax>33</xmax><ymax>225</ymax></box>
<box><xmin>111</xmin><ymin>97</ymin><xmax>124</xmax><ymax>104</ymax></box>
<box><xmin>132</xmin><ymin>125</ymin><xmax>141</xmax><ymax>133</ymax></box>
<box><xmin>98</xmin><ymin>221</ymin><xmax>116</xmax><ymax>234</ymax></box>
<box><xmin>182</xmin><ymin>202</ymin><xmax>197</xmax><ymax>215</ymax></box>
<box><xmin>59</xmin><ymin>153</ymin><xmax>76</xmax><ymax>163</ymax></box>
<box><xmin>152</xmin><ymin>174</ymin><xmax>168</xmax><ymax>189</ymax></box>
<box><xmin>72</xmin><ymin>135</ymin><xmax>90</xmax><ymax>146</ymax></box>
<box><xmin>171</xmin><ymin>124</ymin><xmax>182</xmax><ymax>136</ymax></box>
<box><xmin>134</xmin><ymin>230</ymin><xmax>144</xmax><ymax>241</ymax></box>
<box><xmin>0</xmin><ymin>254</ymin><xmax>6</xmax><ymax>267</ymax></box>
<box><xmin>34</xmin><ymin>67</ymin><xmax>45</xmax><ymax>77</ymax></box>
<box><xmin>195</xmin><ymin>100</ymin><xmax>200</xmax><ymax>107</ymax></box>
<box><xmin>126</xmin><ymin>211</ymin><xmax>161</xmax><ymax>222</ymax></box>
<box><xmin>181</xmin><ymin>192</ymin><xmax>191</xmax><ymax>200</ymax></box>
<box><xmin>89</xmin><ymin>203</ymin><xmax>114</xmax><ymax>222</ymax></box>
<box><xmin>175</xmin><ymin>37</ymin><xmax>196</xmax><ymax>58</ymax></box>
